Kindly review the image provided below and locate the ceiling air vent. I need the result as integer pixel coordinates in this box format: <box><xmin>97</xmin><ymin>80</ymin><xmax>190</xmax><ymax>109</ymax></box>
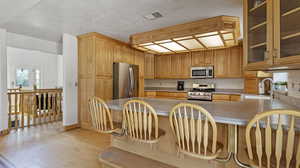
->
<box><xmin>144</xmin><ymin>12</ymin><xmax>163</xmax><ymax>20</ymax></box>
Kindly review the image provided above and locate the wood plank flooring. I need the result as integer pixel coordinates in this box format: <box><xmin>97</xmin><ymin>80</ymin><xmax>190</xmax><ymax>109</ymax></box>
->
<box><xmin>0</xmin><ymin>122</ymin><xmax>111</xmax><ymax>168</ymax></box>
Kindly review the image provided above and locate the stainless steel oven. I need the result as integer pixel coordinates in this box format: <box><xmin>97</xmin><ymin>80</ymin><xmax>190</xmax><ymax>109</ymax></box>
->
<box><xmin>191</xmin><ymin>66</ymin><xmax>214</xmax><ymax>79</ymax></box>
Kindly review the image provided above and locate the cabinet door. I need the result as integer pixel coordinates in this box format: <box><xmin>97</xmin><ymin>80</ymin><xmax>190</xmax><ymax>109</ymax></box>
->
<box><xmin>155</xmin><ymin>55</ymin><xmax>171</xmax><ymax>79</ymax></box>
<box><xmin>144</xmin><ymin>54</ymin><xmax>155</xmax><ymax>79</ymax></box>
<box><xmin>228</xmin><ymin>46</ymin><xmax>243</xmax><ymax>78</ymax></box>
<box><xmin>78</xmin><ymin>78</ymin><xmax>95</xmax><ymax>127</ymax></box>
<box><xmin>180</xmin><ymin>53</ymin><xmax>191</xmax><ymax>78</ymax></box>
<box><xmin>78</xmin><ymin>37</ymin><xmax>95</xmax><ymax>77</ymax></box>
<box><xmin>95</xmin><ymin>39</ymin><xmax>114</xmax><ymax>77</ymax></box>
<box><xmin>191</xmin><ymin>51</ymin><xmax>206</xmax><ymax>66</ymax></box>
<box><xmin>214</xmin><ymin>49</ymin><xmax>228</xmax><ymax>78</ymax></box>
<box><xmin>170</xmin><ymin>54</ymin><xmax>181</xmax><ymax>78</ymax></box>
<box><xmin>244</xmin><ymin>0</ymin><xmax>273</xmax><ymax>70</ymax></box>
<box><xmin>273</xmin><ymin>0</ymin><xmax>300</xmax><ymax>65</ymax></box>
<box><xmin>95</xmin><ymin>77</ymin><xmax>112</xmax><ymax>101</ymax></box>
<box><xmin>244</xmin><ymin>78</ymin><xmax>259</xmax><ymax>94</ymax></box>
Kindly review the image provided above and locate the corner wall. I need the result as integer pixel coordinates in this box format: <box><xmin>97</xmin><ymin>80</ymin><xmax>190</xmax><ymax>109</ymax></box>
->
<box><xmin>0</xmin><ymin>29</ymin><xmax>8</xmax><ymax>132</ymax></box>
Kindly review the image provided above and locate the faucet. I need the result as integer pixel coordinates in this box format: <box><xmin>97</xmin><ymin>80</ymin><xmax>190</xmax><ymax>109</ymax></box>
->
<box><xmin>260</xmin><ymin>78</ymin><xmax>274</xmax><ymax>99</ymax></box>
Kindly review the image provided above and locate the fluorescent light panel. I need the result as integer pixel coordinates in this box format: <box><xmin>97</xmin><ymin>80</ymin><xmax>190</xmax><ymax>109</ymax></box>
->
<box><xmin>173</xmin><ymin>36</ymin><xmax>193</xmax><ymax>41</ymax></box>
<box><xmin>160</xmin><ymin>42</ymin><xmax>186</xmax><ymax>51</ymax></box>
<box><xmin>178</xmin><ymin>39</ymin><xmax>203</xmax><ymax>49</ymax></box>
<box><xmin>144</xmin><ymin>45</ymin><xmax>170</xmax><ymax>52</ymax></box>
<box><xmin>199</xmin><ymin>35</ymin><xmax>224</xmax><ymax>47</ymax></box>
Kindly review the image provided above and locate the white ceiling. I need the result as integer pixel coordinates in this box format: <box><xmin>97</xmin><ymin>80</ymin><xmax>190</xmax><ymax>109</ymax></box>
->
<box><xmin>0</xmin><ymin>0</ymin><xmax>243</xmax><ymax>43</ymax></box>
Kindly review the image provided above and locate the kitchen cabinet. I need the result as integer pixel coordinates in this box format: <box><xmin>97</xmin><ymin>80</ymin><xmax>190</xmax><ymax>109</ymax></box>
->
<box><xmin>78</xmin><ymin>32</ymin><xmax>145</xmax><ymax>129</ymax></box>
<box><xmin>144</xmin><ymin>54</ymin><xmax>155</xmax><ymax>79</ymax></box>
<box><xmin>191</xmin><ymin>46</ymin><xmax>243</xmax><ymax>78</ymax></box>
<box><xmin>95</xmin><ymin>39</ymin><xmax>114</xmax><ymax>77</ymax></box>
<box><xmin>155</xmin><ymin>53</ymin><xmax>191</xmax><ymax>79</ymax></box>
<box><xmin>244</xmin><ymin>0</ymin><xmax>300</xmax><ymax>70</ymax></box>
<box><xmin>95</xmin><ymin>77</ymin><xmax>113</xmax><ymax>101</ymax></box>
<box><xmin>170</xmin><ymin>53</ymin><xmax>191</xmax><ymax>79</ymax></box>
<box><xmin>244</xmin><ymin>78</ymin><xmax>260</xmax><ymax>94</ymax></box>
<box><xmin>243</xmin><ymin>0</ymin><xmax>273</xmax><ymax>70</ymax></box>
<box><xmin>273</xmin><ymin>0</ymin><xmax>300</xmax><ymax>65</ymax></box>
<box><xmin>228</xmin><ymin>46</ymin><xmax>243</xmax><ymax>78</ymax></box>
<box><xmin>155</xmin><ymin>55</ymin><xmax>171</xmax><ymax>79</ymax></box>
<box><xmin>191</xmin><ymin>50</ymin><xmax>214</xmax><ymax>66</ymax></box>
<box><xmin>214</xmin><ymin>49</ymin><xmax>229</xmax><ymax>78</ymax></box>
<box><xmin>144</xmin><ymin>91</ymin><xmax>187</xmax><ymax>100</ymax></box>
<box><xmin>212</xmin><ymin>94</ymin><xmax>241</xmax><ymax>102</ymax></box>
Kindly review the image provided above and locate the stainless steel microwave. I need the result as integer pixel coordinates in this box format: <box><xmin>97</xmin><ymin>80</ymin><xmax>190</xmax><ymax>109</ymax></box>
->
<box><xmin>191</xmin><ymin>66</ymin><xmax>214</xmax><ymax>79</ymax></box>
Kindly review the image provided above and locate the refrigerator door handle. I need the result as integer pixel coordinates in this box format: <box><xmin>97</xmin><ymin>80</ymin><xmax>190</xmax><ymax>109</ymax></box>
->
<box><xmin>129</xmin><ymin>67</ymin><xmax>134</xmax><ymax>97</ymax></box>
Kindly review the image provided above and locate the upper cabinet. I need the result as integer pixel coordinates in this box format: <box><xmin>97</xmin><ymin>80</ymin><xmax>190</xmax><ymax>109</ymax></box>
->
<box><xmin>244</xmin><ymin>0</ymin><xmax>300</xmax><ymax>70</ymax></box>
<box><xmin>144</xmin><ymin>54</ymin><xmax>155</xmax><ymax>79</ymax></box>
<box><xmin>273</xmin><ymin>0</ymin><xmax>300</xmax><ymax>65</ymax></box>
<box><xmin>244</xmin><ymin>0</ymin><xmax>273</xmax><ymax>69</ymax></box>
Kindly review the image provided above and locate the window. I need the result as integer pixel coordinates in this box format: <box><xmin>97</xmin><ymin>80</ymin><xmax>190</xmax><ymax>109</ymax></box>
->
<box><xmin>15</xmin><ymin>68</ymin><xmax>41</xmax><ymax>88</ymax></box>
<box><xmin>16</xmin><ymin>69</ymin><xmax>30</xmax><ymax>87</ymax></box>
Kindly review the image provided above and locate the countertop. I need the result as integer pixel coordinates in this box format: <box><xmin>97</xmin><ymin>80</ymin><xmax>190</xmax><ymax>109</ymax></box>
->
<box><xmin>106</xmin><ymin>97</ymin><xmax>300</xmax><ymax>127</ymax></box>
<box><xmin>144</xmin><ymin>87</ymin><xmax>244</xmax><ymax>95</ymax></box>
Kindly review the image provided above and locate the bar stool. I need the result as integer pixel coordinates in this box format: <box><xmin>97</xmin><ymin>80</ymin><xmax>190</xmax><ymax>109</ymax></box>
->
<box><xmin>122</xmin><ymin>100</ymin><xmax>165</xmax><ymax>144</ymax></box>
<box><xmin>245</xmin><ymin>110</ymin><xmax>300</xmax><ymax>168</ymax></box>
<box><xmin>88</xmin><ymin>97</ymin><xmax>121</xmax><ymax>133</ymax></box>
<box><xmin>169</xmin><ymin>103</ymin><xmax>223</xmax><ymax>160</ymax></box>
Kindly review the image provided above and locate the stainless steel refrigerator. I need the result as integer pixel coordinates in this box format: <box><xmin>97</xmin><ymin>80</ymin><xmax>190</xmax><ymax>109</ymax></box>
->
<box><xmin>113</xmin><ymin>62</ymin><xmax>139</xmax><ymax>99</ymax></box>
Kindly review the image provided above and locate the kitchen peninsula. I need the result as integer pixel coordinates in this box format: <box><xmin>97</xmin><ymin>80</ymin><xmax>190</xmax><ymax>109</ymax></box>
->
<box><xmin>104</xmin><ymin>96</ymin><xmax>298</xmax><ymax>168</ymax></box>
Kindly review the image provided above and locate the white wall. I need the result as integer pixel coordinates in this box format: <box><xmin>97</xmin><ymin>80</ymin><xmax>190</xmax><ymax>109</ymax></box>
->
<box><xmin>62</xmin><ymin>34</ymin><xmax>78</xmax><ymax>127</ymax></box>
<box><xmin>7</xmin><ymin>47</ymin><xmax>59</xmax><ymax>89</ymax></box>
<box><xmin>57</xmin><ymin>55</ymin><xmax>63</xmax><ymax>87</ymax></box>
<box><xmin>7</xmin><ymin>32</ymin><xmax>61</xmax><ymax>55</ymax></box>
<box><xmin>0</xmin><ymin>28</ymin><xmax>8</xmax><ymax>131</ymax></box>
<box><xmin>145</xmin><ymin>78</ymin><xmax>245</xmax><ymax>89</ymax></box>
<box><xmin>287</xmin><ymin>70</ymin><xmax>300</xmax><ymax>98</ymax></box>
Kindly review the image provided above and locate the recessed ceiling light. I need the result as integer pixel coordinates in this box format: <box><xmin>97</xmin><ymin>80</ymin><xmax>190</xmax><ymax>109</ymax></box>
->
<box><xmin>144</xmin><ymin>12</ymin><xmax>163</xmax><ymax>20</ymax></box>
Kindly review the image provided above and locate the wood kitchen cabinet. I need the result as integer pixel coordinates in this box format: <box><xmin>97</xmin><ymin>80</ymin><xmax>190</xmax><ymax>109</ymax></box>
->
<box><xmin>144</xmin><ymin>91</ymin><xmax>187</xmax><ymax>99</ymax></box>
<box><xmin>95</xmin><ymin>39</ymin><xmax>114</xmax><ymax>77</ymax></box>
<box><xmin>191</xmin><ymin>50</ymin><xmax>214</xmax><ymax>66</ymax></box>
<box><xmin>212</xmin><ymin>94</ymin><xmax>241</xmax><ymax>102</ymax></box>
<box><xmin>244</xmin><ymin>0</ymin><xmax>300</xmax><ymax>70</ymax></box>
<box><xmin>144</xmin><ymin>53</ymin><xmax>155</xmax><ymax>79</ymax></box>
<box><xmin>273</xmin><ymin>0</ymin><xmax>300</xmax><ymax>65</ymax></box>
<box><xmin>191</xmin><ymin>46</ymin><xmax>243</xmax><ymax>78</ymax></box>
<box><xmin>78</xmin><ymin>32</ymin><xmax>145</xmax><ymax>129</ymax></box>
<box><xmin>214</xmin><ymin>49</ymin><xmax>229</xmax><ymax>78</ymax></box>
<box><xmin>155</xmin><ymin>55</ymin><xmax>171</xmax><ymax>79</ymax></box>
<box><xmin>155</xmin><ymin>53</ymin><xmax>191</xmax><ymax>79</ymax></box>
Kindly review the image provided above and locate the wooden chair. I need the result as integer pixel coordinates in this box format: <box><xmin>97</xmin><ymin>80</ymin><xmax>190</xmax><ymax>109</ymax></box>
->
<box><xmin>245</xmin><ymin>110</ymin><xmax>300</xmax><ymax>168</ymax></box>
<box><xmin>88</xmin><ymin>97</ymin><xmax>120</xmax><ymax>134</ymax></box>
<box><xmin>122</xmin><ymin>100</ymin><xmax>164</xmax><ymax>144</ymax></box>
<box><xmin>169</xmin><ymin>103</ymin><xmax>223</xmax><ymax>160</ymax></box>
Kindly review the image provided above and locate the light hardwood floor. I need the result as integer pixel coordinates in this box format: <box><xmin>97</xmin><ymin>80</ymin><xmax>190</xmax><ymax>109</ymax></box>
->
<box><xmin>0</xmin><ymin>122</ymin><xmax>111</xmax><ymax>168</ymax></box>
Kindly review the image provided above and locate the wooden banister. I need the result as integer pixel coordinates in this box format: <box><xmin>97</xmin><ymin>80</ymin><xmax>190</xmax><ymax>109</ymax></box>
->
<box><xmin>7</xmin><ymin>88</ymin><xmax>63</xmax><ymax>130</ymax></box>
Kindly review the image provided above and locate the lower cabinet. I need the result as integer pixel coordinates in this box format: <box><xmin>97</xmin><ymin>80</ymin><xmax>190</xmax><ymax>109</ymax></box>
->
<box><xmin>144</xmin><ymin>91</ymin><xmax>187</xmax><ymax>100</ymax></box>
<box><xmin>212</xmin><ymin>94</ymin><xmax>241</xmax><ymax>102</ymax></box>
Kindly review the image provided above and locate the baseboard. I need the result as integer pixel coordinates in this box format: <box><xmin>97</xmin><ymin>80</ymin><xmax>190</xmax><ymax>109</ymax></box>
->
<box><xmin>0</xmin><ymin>129</ymin><xmax>9</xmax><ymax>136</ymax></box>
<box><xmin>63</xmin><ymin>123</ymin><xmax>80</xmax><ymax>131</ymax></box>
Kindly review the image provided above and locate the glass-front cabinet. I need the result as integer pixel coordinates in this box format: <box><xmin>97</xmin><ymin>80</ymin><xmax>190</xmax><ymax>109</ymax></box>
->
<box><xmin>273</xmin><ymin>0</ymin><xmax>300</xmax><ymax>65</ymax></box>
<box><xmin>244</xmin><ymin>0</ymin><xmax>273</xmax><ymax>70</ymax></box>
<box><xmin>244</xmin><ymin>0</ymin><xmax>300</xmax><ymax>70</ymax></box>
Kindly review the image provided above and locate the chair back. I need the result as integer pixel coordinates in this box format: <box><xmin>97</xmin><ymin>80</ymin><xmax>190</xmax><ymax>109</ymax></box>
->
<box><xmin>169</xmin><ymin>103</ymin><xmax>220</xmax><ymax>160</ymax></box>
<box><xmin>122</xmin><ymin>100</ymin><xmax>159</xmax><ymax>143</ymax></box>
<box><xmin>245</xmin><ymin>110</ymin><xmax>300</xmax><ymax>168</ymax></box>
<box><xmin>88</xmin><ymin>97</ymin><xmax>114</xmax><ymax>133</ymax></box>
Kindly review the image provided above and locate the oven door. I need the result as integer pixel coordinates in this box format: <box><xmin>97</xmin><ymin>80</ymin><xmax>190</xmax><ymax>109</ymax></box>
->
<box><xmin>191</xmin><ymin>67</ymin><xmax>207</xmax><ymax>78</ymax></box>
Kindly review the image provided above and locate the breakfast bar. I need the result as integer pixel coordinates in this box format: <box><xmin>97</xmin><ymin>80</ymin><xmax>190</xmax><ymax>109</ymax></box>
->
<box><xmin>105</xmin><ymin>97</ymin><xmax>299</xmax><ymax>168</ymax></box>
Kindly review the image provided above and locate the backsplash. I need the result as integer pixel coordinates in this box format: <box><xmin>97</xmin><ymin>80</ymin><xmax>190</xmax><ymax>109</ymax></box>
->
<box><xmin>288</xmin><ymin>70</ymin><xmax>300</xmax><ymax>98</ymax></box>
<box><xmin>145</xmin><ymin>78</ymin><xmax>244</xmax><ymax>89</ymax></box>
